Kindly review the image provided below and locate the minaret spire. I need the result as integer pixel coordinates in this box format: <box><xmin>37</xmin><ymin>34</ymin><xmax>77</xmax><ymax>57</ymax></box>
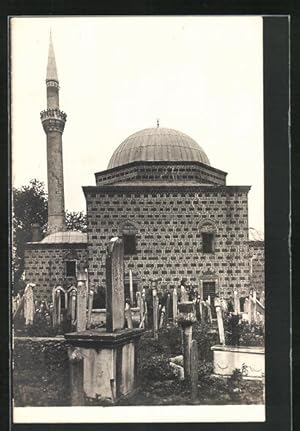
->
<box><xmin>46</xmin><ymin>31</ymin><xmax>59</xmax><ymax>82</ymax></box>
<box><xmin>40</xmin><ymin>32</ymin><xmax>67</xmax><ymax>234</ymax></box>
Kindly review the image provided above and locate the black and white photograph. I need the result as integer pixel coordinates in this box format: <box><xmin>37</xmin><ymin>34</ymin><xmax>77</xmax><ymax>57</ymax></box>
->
<box><xmin>10</xmin><ymin>15</ymin><xmax>270</xmax><ymax>423</ymax></box>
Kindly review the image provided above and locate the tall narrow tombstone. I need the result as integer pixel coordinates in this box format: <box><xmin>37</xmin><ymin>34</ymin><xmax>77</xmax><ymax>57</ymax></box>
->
<box><xmin>207</xmin><ymin>301</ymin><xmax>212</xmax><ymax>323</ymax></box>
<box><xmin>24</xmin><ymin>283</ymin><xmax>35</xmax><ymax>325</ymax></box>
<box><xmin>190</xmin><ymin>339</ymin><xmax>199</xmax><ymax>401</ymax></box>
<box><xmin>173</xmin><ymin>287</ymin><xmax>178</xmax><ymax>323</ymax></box>
<box><xmin>77</xmin><ymin>273</ymin><xmax>88</xmax><ymax>332</ymax></box>
<box><xmin>166</xmin><ymin>293</ymin><xmax>170</xmax><ymax>327</ymax></box>
<box><xmin>125</xmin><ymin>302</ymin><xmax>133</xmax><ymax>329</ymax></box>
<box><xmin>129</xmin><ymin>270</ymin><xmax>134</xmax><ymax>306</ymax></box>
<box><xmin>234</xmin><ymin>290</ymin><xmax>240</xmax><ymax>314</ymax></box>
<box><xmin>136</xmin><ymin>291</ymin><xmax>142</xmax><ymax>327</ymax></box>
<box><xmin>183</xmin><ymin>324</ymin><xmax>193</xmax><ymax>379</ymax></box>
<box><xmin>216</xmin><ymin>305</ymin><xmax>225</xmax><ymax>345</ymax></box>
<box><xmin>86</xmin><ymin>289</ymin><xmax>94</xmax><ymax>329</ymax></box>
<box><xmin>248</xmin><ymin>293</ymin><xmax>253</xmax><ymax>324</ymax></box>
<box><xmin>152</xmin><ymin>288</ymin><xmax>159</xmax><ymax>339</ymax></box>
<box><xmin>106</xmin><ymin>237</ymin><xmax>125</xmax><ymax>332</ymax></box>
<box><xmin>252</xmin><ymin>290</ymin><xmax>257</xmax><ymax>322</ymax></box>
<box><xmin>159</xmin><ymin>306</ymin><xmax>165</xmax><ymax>328</ymax></box>
<box><xmin>68</xmin><ymin>347</ymin><xmax>84</xmax><ymax>406</ymax></box>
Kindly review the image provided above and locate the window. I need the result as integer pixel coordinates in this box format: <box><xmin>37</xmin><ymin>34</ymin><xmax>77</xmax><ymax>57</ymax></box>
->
<box><xmin>202</xmin><ymin>232</ymin><xmax>215</xmax><ymax>253</ymax></box>
<box><xmin>65</xmin><ymin>260</ymin><xmax>76</xmax><ymax>277</ymax></box>
<box><xmin>124</xmin><ymin>234</ymin><xmax>136</xmax><ymax>255</ymax></box>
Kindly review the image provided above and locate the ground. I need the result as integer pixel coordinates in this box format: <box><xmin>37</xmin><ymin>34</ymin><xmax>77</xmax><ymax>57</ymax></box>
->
<box><xmin>13</xmin><ymin>322</ymin><xmax>264</xmax><ymax>407</ymax></box>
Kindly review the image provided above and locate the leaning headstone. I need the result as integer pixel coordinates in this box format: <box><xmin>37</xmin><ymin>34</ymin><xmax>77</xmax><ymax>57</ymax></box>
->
<box><xmin>106</xmin><ymin>237</ymin><xmax>125</xmax><ymax>332</ymax></box>
<box><xmin>216</xmin><ymin>305</ymin><xmax>225</xmax><ymax>345</ymax></box>
<box><xmin>190</xmin><ymin>339</ymin><xmax>199</xmax><ymax>401</ymax></box>
<box><xmin>77</xmin><ymin>273</ymin><xmax>88</xmax><ymax>332</ymax></box>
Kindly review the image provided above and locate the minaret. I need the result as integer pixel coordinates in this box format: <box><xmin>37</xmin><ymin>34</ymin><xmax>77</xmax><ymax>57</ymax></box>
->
<box><xmin>40</xmin><ymin>33</ymin><xmax>67</xmax><ymax>234</ymax></box>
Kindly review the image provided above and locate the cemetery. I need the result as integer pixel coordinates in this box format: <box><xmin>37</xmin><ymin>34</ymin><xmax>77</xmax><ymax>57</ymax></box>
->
<box><xmin>13</xmin><ymin>236</ymin><xmax>265</xmax><ymax>407</ymax></box>
<box><xmin>12</xmin><ymin>31</ymin><xmax>265</xmax><ymax>408</ymax></box>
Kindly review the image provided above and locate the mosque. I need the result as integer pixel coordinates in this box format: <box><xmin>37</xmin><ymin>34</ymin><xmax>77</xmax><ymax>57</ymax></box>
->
<box><xmin>24</xmin><ymin>36</ymin><xmax>264</xmax><ymax>307</ymax></box>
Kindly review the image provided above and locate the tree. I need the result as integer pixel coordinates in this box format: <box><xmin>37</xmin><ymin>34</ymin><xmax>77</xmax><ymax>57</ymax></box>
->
<box><xmin>65</xmin><ymin>211</ymin><xmax>87</xmax><ymax>232</ymax></box>
<box><xmin>12</xmin><ymin>179</ymin><xmax>48</xmax><ymax>291</ymax></box>
<box><xmin>12</xmin><ymin>179</ymin><xmax>87</xmax><ymax>292</ymax></box>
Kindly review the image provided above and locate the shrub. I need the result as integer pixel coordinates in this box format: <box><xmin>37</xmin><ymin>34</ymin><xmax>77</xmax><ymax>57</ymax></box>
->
<box><xmin>223</xmin><ymin>314</ymin><xmax>264</xmax><ymax>347</ymax></box>
<box><xmin>192</xmin><ymin>321</ymin><xmax>219</xmax><ymax>361</ymax></box>
<box><xmin>139</xmin><ymin>354</ymin><xmax>175</xmax><ymax>385</ymax></box>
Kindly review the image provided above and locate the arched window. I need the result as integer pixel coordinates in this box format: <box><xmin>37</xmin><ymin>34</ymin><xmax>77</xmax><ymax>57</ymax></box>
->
<box><xmin>120</xmin><ymin>221</ymin><xmax>138</xmax><ymax>255</ymax></box>
<box><xmin>199</xmin><ymin>220</ymin><xmax>217</xmax><ymax>254</ymax></box>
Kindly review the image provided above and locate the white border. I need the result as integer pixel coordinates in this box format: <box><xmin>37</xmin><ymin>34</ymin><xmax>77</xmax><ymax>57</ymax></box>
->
<box><xmin>14</xmin><ymin>405</ymin><xmax>265</xmax><ymax>423</ymax></box>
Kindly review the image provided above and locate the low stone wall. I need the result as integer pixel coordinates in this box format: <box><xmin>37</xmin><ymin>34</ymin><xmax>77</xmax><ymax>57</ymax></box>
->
<box><xmin>91</xmin><ymin>308</ymin><xmax>141</xmax><ymax>327</ymax></box>
<box><xmin>211</xmin><ymin>344</ymin><xmax>265</xmax><ymax>380</ymax></box>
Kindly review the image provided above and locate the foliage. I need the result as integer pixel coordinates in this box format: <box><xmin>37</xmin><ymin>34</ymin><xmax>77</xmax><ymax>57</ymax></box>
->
<box><xmin>13</xmin><ymin>338</ymin><xmax>70</xmax><ymax>406</ymax></box>
<box><xmin>65</xmin><ymin>210</ymin><xmax>87</xmax><ymax>232</ymax></box>
<box><xmin>223</xmin><ymin>314</ymin><xmax>265</xmax><ymax>347</ymax></box>
<box><xmin>12</xmin><ymin>179</ymin><xmax>48</xmax><ymax>291</ymax></box>
<box><xmin>192</xmin><ymin>321</ymin><xmax>219</xmax><ymax>361</ymax></box>
<box><xmin>139</xmin><ymin>354</ymin><xmax>175</xmax><ymax>385</ymax></box>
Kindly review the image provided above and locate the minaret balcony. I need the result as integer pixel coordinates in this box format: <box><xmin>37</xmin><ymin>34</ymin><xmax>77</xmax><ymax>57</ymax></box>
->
<box><xmin>40</xmin><ymin>109</ymin><xmax>67</xmax><ymax>133</ymax></box>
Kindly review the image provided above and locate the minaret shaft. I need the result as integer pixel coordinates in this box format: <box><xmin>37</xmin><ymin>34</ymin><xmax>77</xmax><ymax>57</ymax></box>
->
<box><xmin>41</xmin><ymin>34</ymin><xmax>67</xmax><ymax>234</ymax></box>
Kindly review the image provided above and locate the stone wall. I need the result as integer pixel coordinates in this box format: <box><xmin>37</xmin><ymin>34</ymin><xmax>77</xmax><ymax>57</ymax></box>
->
<box><xmin>24</xmin><ymin>243</ymin><xmax>88</xmax><ymax>301</ymax></box>
<box><xmin>249</xmin><ymin>241</ymin><xmax>265</xmax><ymax>297</ymax></box>
<box><xmin>84</xmin><ymin>185</ymin><xmax>251</xmax><ymax>299</ymax></box>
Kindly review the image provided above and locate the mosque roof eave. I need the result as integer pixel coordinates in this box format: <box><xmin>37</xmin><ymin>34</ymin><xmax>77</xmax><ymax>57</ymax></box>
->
<box><xmin>83</xmin><ymin>184</ymin><xmax>251</xmax><ymax>197</ymax></box>
<box><xmin>94</xmin><ymin>159</ymin><xmax>228</xmax><ymax>178</ymax></box>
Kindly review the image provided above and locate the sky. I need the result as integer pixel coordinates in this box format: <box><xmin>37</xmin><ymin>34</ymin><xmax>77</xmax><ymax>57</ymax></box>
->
<box><xmin>11</xmin><ymin>16</ymin><xmax>264</xmax><ymax>235</ymax></box>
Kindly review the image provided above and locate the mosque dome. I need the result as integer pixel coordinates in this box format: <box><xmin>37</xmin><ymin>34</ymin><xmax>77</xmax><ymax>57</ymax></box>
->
<box><xmin>107</xmin><ymin>127</ymin><xmax>210</xmax><ymax>169</ymax></box>
<box><xmin>40</xmin><ymin>231</ymin><xmax>87</xmax><ymax>244</ymax></box>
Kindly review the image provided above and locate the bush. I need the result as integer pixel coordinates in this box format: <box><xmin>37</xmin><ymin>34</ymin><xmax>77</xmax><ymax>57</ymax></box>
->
<box><xmin>192</xmin><ymin>321</ymin><xmax>219</xmax><ymax>361</ymax></box>
<box><xmin>139</xmin><ymin>354</ymin><xmax>175</xmax><ymax>385</ymax></box>
<box><xmin>224</xmin><ymin>315</ymin><xmax>264</xmax><ymax>347</ymax></box>
<box><xmin>13</xmin><ymin>338</ymin><xmax>70</xmax><ymax>406</ymax></box>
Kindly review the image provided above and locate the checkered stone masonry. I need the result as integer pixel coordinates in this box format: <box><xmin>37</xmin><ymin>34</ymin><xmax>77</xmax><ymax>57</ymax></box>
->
<box><xmin>85</xmin><ymin>186</ymin><xmax>251</xmax><ymax>298</ymax></box>
<box><xmin>24</xmin><ymin>244</ymin><xmax>88</xmax><ymax>301</ymax></box>
<box><xmin>249</xmin><ymin>241</ymin><xmax>265</xmax><ymax>296</ymax></box>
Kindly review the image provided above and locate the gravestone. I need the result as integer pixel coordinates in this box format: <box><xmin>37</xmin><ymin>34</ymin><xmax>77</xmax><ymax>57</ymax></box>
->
<box><xmin>65</xmin><ymin>237</ymin><xmax>143</xmax><ymax>404</ymax></box>
<box><xmin>152</xmin><ymin>287</ymin><xmax>159</xmax><ymax>339</ymax></box>
<box><xmin>77</xmin><ymin>273</ymin><xmax>88</xmax><ymax>332</ymax></box>
<box><xmin>216</xmin><ymin>305</ymin><xmax>225</xmax><ymax>345</ymax></box>
<box><xmin>24</xmin><ymin>283</ymin><xmax>35</xmax><ymax>325</ymax></box>
<box><xmin>234</xmin><ymin>290</ymin><xmax>240</xmax><ymax>314</ymax></box>
<box><xmin>106</xmin><ymin>237</ymin><xmax>125</xmax><ymax>332</ymax></box>
<box><xmin>173</xmin><ymin>287</ymin><xmax>178</xmax><ymax>323</ymax></box>
<box><xmin>190</xmin><ymin>339</ymin><xmax>199</xmax><ymax>401</ymax></box>
<box><xmin>129</xmin><ymin>269</ymin><xmax>134</xmax><ymax>306</ymax></box>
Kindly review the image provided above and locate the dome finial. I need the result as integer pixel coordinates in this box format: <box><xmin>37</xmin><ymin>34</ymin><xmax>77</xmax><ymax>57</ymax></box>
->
<box><xmin>156</xmin><ymin>118</ymin><xmax>160</xmax><ymax>128</ymax></box>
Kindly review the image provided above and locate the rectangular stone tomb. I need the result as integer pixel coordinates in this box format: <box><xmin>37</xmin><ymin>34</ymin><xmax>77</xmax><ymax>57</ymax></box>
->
<box><xmin>211</xmin><ymin>344</ymin><xmax>265</xmax><ymax>380</ymax></box>
<box><xmin>65</xmin><ymin>328</ymin><xmax>143</xmax><ymax>403</ymax></box>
